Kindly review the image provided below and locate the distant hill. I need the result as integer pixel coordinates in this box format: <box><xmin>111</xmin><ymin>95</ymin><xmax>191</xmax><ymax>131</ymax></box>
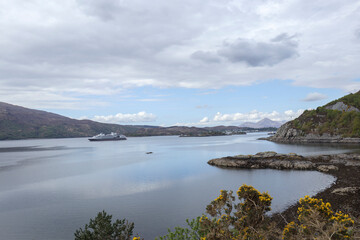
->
<box><xmin>0</xmin><ymin>102</ymin><xmax>222</xmax><ymax>140</ymax></box>
<box><xmin>239</xmin><ymin>118</ymin><xmax>284</xmax><ymax>128</ymax></box>
<box><xmin>270</xmin><ymin>91</ymin><xmax>360</xmax><ymax>143</ymax></box>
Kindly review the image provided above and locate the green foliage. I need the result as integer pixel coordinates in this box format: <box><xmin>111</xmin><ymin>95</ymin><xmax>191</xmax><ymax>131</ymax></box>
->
<box><xmin>290</xmin><ymin>107</ymin><xmax>360</xmax><ymax>137</ymax></box>
<box><xmin>155</xmin><ymin>217</ymin><xmax>202</xmax><ymax>240</ymax></box>
<box><xmin>74</xmin><ymin>210</ymin><xmax>134</xmax><ymax>240</ymax></box>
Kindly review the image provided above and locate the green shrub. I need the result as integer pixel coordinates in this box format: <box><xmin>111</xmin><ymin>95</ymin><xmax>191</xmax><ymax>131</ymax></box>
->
<box><xmin>74</xmin><ymin>210</ymin><xmax>134</xmax><ymax>240</ymax></box>
<box><xmin>155</xmin><ymin>217</ymin><xmax>202</xmax><ymax>240</ymax></box>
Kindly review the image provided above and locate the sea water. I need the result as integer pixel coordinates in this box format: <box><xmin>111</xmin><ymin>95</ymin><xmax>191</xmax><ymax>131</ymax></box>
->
<box><xmin>0</xmin><ymin>133</ymin><xmax>357</xmax><ymax>239</ymax></box>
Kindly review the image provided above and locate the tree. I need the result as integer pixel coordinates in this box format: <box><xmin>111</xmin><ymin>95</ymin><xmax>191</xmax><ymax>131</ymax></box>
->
<box><xmin>74</xmin><ymin>210</ymin><xmax>134</xmax><ymax>240</ymax></box>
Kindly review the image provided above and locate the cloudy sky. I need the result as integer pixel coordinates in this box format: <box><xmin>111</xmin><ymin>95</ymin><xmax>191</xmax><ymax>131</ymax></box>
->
<box><xmin>0</xmin><ymin>0</ymin><xmax>359</xmax><ymax>126</ymax></box>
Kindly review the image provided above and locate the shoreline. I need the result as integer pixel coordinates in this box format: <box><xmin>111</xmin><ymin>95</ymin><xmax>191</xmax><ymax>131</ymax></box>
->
<box><xmin>208</xmin><ymin>151</ymin><xmax>360</xmax><ymax>226</ymax></box>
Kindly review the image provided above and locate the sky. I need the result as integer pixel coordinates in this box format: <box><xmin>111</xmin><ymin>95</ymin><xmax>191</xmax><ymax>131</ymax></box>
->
<box><xmin>0</xmin><ymin>0</ymin><xmax>360</xmax><ymax>126</ymax></box>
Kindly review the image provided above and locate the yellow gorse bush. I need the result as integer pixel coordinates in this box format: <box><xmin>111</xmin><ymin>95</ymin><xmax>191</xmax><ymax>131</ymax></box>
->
<box><xmin>283</xmin><ymin>195</ymin><xmax>355</xmax><ymax>239</ymax></box>
<box><xmin>157</xmin><ymin>184</ymin><xmax>358</xmax><ymax>240</ymax></box>
<box><xmin>199</xmin><ymin>184</ymin><xmax>276</xmax><ymax>239</ymax></box>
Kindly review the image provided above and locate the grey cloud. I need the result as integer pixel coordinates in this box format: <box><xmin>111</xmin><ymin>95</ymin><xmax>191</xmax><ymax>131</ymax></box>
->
<box><xmin>271</xmin><ymin>33</ymin><xmax>297</xmax><ymax>42</ymax></box>
<box><xmin>191</xmin><ymin>51</ymin><xmax>221</xmax><ymax>63</ymax></box>
<box><xmin>302</xmin><ymin>92</ymin><xmax>328</xmax><ymax>102</ymax></box>
<box><xmin>0</xmin><ymin>0</ymin><xmax>360</xmax><ymax>107</ymax></box>
<box><xmin>356</xmin><ymin>28</ymin><xmax>360</xmax><ymax>39</ymax></box>
<box><xmin>218</xmin><ymin>34</ymin><xmax>298</xmax><ymax>67</ymax></box>
<box><xmin>76</xmin><ymin>0</ymin><xmax>125</xmax><ymax>21</ymax></box>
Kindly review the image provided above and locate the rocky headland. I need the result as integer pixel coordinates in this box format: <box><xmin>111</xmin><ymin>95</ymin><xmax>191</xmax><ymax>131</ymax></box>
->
<box><xmin>208</xmin><ymin>151</ymin><xmax>360</xmax><ymax>223</ymax></box>
<box><xmin>266</xmin><ymin>91</ymin><xmax>360</xmax><ymax>144</ymax></box>
<box><xmin>268</xmin><ymin>121</ymin><xmax>360</xmax><ymax>144</ymax></box>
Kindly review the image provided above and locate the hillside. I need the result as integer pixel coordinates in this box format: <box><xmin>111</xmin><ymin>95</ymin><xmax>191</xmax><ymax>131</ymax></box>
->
<box><xmin>270</xmin><ymin>91</ymin><xmax>360</xmax><ymax>143</ymax></box>
<box><xmin>0</xmin><ymin>102</ymin><xmax>220</xmax><ymax>140</ymax></box>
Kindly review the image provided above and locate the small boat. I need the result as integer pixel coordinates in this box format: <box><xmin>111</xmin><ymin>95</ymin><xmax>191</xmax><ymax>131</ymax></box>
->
<box><xmin>88</xmin><ymin>132</ymin><xmax>127</xmax><ymax>141</ymax></box>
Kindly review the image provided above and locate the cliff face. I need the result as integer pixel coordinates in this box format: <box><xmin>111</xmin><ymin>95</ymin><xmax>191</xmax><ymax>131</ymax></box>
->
<box><xmin>269</xmin><ymin>91</ymin><xmax>360</xmax><ymax>143</ymax></box>
<box><xmin>269</xmin><ymin>122</ymin><xmax>304</xmax><ymax>141</ymax></box>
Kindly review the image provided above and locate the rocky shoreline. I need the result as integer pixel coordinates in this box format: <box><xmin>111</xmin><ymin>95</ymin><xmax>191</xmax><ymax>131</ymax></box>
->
<box><xmin>208</xmin><ymin>151</ymin><xmax>360</xmax><ymax>225</ymax></box>
<box><xmin>268</xmin><ymin>134</ymin><xmax>360</xmax><ymax>144</ymax></box>
<box><xmin>265</xmin><ymin>122</ymin><xmax>360</xmax><ymax>144</ymax></box>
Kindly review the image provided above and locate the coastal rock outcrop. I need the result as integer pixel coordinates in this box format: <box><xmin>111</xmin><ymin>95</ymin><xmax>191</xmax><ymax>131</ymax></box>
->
<box><xmin>208</xmin><ymin>151</ymin><xmax>359</xmax><ymax>172</ymax></box>
<box><xmin>209</xmin><ymin>151</ymin><xmax>360</xmax><ymax>219</ymax></box>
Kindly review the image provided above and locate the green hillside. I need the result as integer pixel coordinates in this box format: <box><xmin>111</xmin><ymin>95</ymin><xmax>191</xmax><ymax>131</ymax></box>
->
<box><xmin>324</xmin><ymin>91</ymin><xmax>360</xmax><ymax>109</ymax></box>
<box><xmin>289</xmin><ymin>91</ymin><xmax>360</xmax><ymax>137</ymax></box>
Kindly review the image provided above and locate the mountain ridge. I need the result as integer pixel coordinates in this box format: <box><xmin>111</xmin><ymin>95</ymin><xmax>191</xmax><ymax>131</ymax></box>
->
<box><xmin>0</xmin><ymin>102</ymin><xmax>272</xmax><ymax>140</ymax></box>
<box><xmin>0</xmin><ymin>102</ymin><xmax>209</xmax><ymax>139</ymax></box>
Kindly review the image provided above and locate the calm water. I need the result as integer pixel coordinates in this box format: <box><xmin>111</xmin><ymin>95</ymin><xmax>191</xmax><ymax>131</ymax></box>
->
<box><xmin>0</xmin><ymin>133</ymin><xmax>358</xmax><ymax>239</ymax></box>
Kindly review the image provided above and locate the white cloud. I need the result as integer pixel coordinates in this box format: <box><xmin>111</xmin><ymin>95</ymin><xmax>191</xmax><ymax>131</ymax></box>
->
<box><xmin>213</xmin><ymin>109</ymin><xmax>304</xmax><ymax>123</ymax></box>
<box><xmin>200</xmin><ymin>117</ymin><xmax>209</xmax><ymax>123</ymax></box>
<box><xmin>173</xmin><ymin>109</ymin><xmax>304</xmax><ymax>127</ymax></box>
<box><xmin>302</xmin><ymin>92</ymin><xmax>328</xmax><ymax>102</ymax></box>
<box><xmin>284</xmin><ymin>109</ymin><xmax>306</xmax><ymax>118</ymax></box>
<box><xmin>78</xmin><ymin>116</ymin><xmax>89</xmax><ymax>120</ymax></box>
<box><xmin>93</xmin><ymin>112</ymin><xmax>156</xmax><ymax>123</ymax></box>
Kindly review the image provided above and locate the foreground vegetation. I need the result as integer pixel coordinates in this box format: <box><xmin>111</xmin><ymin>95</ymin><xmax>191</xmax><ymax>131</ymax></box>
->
<box><xmin>75</xmin><ymin>185</ymin><xmax>359</xmax><ymax>239</ymax></box>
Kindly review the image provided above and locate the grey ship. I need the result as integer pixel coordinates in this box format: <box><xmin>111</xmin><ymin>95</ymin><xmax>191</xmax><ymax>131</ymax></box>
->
<box><xmin>88</xmin><ymin>132</ymin><xmax>127</xmax><ymax>141</ymax></box>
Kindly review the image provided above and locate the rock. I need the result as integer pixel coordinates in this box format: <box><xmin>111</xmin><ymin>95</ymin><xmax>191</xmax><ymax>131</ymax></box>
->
<box><xmin>255</xmin><ymin>151</ymin><xmax>277</xmax><ymax>158</ymax></box>
<box><xmin>317</xmin><ymin>165</ymin><xmax>339</xmax><ymax>172</ymax></box>
<box><xmin>233</xmin><ymin>155</ymin><xmax>250</xmax><ymax>159</ymax></box>
<box><xmin>269</xmin><ymin>160</ymin><xmax>293</xmax><ymax>169</ymax></box>
<box><xmin>330</xmin><ymin>159</ymin><xmax>346</xmax><ymax>164</ymax></box>
<box><xmin>345</xmin><ymin>161</ymin><xmax>360</xmax><ymax>167</ymax></box>
<box><xmin>320</xmin><ymin>155</ymin><xmax>331</xmax><ymax>161</ymax></box>
<box><xmin>208</xmin><ymin>158</ymin><xmax>248</xmax><ymax>168</ymax></box>
<box><xmin>208</xmin><ymin>152</ymin><xmax>359</xmax><ymax>173</ymax></box>
<box><xmin>293</xmin><ymin>161</ymin><xmax>315</xmax><ymax>170</ymax></box>
<box><xmin>332</xmin><ymin>187</ymin><xmax>360</xmax><ymax>195</ymax></box>
<box><xmin>325</xmin><ymin>101</ymin><xmax>360</xmax><ymax>112</ymax></box>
